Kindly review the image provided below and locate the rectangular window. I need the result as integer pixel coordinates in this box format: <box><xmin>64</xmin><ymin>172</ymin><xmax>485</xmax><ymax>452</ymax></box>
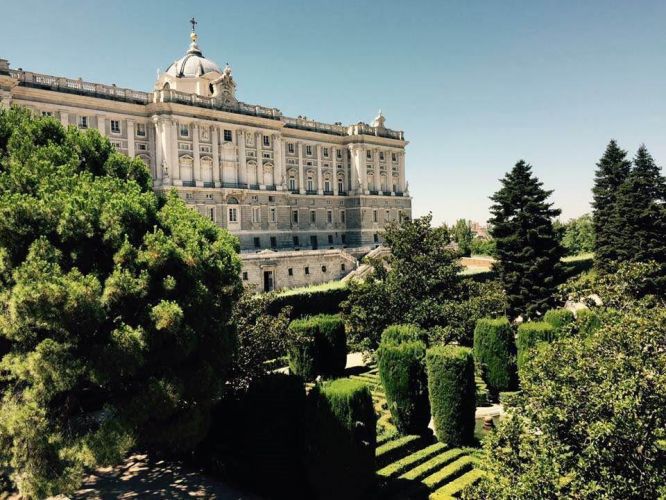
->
<box><xmin>306</xmin><ymin>145</ymin><xmax>312</xmax><ymax>156</ymax></box>
<box><xmin>337</xmin><ymin>149</ymin><xmax>342</xmax><ymax>159</ymax></box>
<box><xmin>379</xmin><ymin>152</ymin><xmax>385</xmax><ymax>161</ymax></box>
<box><xmin>310</xmin><ymin>210</ymin><xmax>316</xmax><ymax>224</ymax></box>
<box><xmin>288</xmin><ymin>143</ymin><xmax>295</xmax><ymax>154</ymax></box>
<box><xmin>252</xmin><ymin>207</ymin><xmax>261</xmax><ymax>223</ymax></box>
<box><xmin>242</xmin><ymin>271</ymin><xmax>248</xmax><ymax>281</ymax></box>
<box><xmin>254</xmin><ymin>237</ymin><xmax>261</xmax><ymax>248</ymax></box>
<box><xmin>327</xmin><ymin>210</ymin><xmax>332</xmax><ymax>223</ymax></box>
<box><xmin>341</xmin><ymin>234</ymin><xmax>346</xmax><ymax>244</ymax></box>
<box><xmin>293</xmin><ymin>236</ymin><xmax>300</xmax><ymax>247</ymax></box>
<box><xmin>270</xmin><ymin>207</ymin><xmax>276</xmax><ymax>222</ymax></box>
<box><xmin>224</xmin><ymin>129</ymin><xmax>232</xmax><ymax>142</ymax></box>
<box><xmin>366</xmin><ymin>150</ymin><xmax>372</xmax><ymax>159</ymax></box>
<box><xmin>341</xmin><ymin>263</ymin><xmax>346</xmax><ymax>271</ymax></box>
<box><xmin>373</xmin><ymin>210</ymin><xmax>378</xmax><ymax>223</ymax></box>
<box><xmin>385</xmin><ymin>210</ymin><xmax>390</xmax><ymax>222</ymax></box>
<box><xmin>340</xmin><ymin>210</ymin><xmax>346</xmax><ymax>223</ymax></box>
<box><xmin>209</xmin><ymin>208</ymin><xmax>215</xmax><ymax>221</ymax></box>
<box><xmin>289</xmin><ymin>178</ymin><xmax>296</xmax><ymax>190</ymax></box>
<box><xmin>136</xmin><ymin>123</ymin><xmax>146</xmax><ymax>136</ymax></box>
<box><xmin>41</xmin><ymin>111</ymin><xmax>52</xmax><ymax>117</ymax></box>
<box><xmin>270</xmin><ymin>236</ymin><xmax>277</xmax><ymax>248</ymax></box>
<box><xmin>228</xmin><ymin>207</ymin><xmax>238</xmax><ymax>222</ymax></box>
<box><xmin>323</xmin><ymin>147</ymin><xmax>329</xmax><ymax>157</ymax></box>
<box><xmin>79</xmin><ymin>116</ymin><xmax>88</xmax><ymax>128</ymax></box>
<box><xmin>263</xmin><ymin>135</ymin><xmax>270</xmax><ymax>147</ymax></box>
<box><xmin>137</xmin><ymin>143</ymin><xmax>147</xmax><ymax>151</ymax></box>
<box><xmin>374</xmin><ymin>233</ymin><xmax>379</xmax><ymax>243</ymax></box>
<box><xmin>310</xmin><ymin>235</ymin><xmax>318</xmax><ymax>249</ymax></box>
<box><xmin>110</xmin><ymin>120</ymin><xmax>120</xmax><ymax>134</ymax></box>
<box><xmin>292</xmin><ymin>210</ymin><xmax>299</xmax><ymax>223</ymax></box>
<box><xmin>328</xmin><ymin>234</ymin><xmax>333</xmax><ymax>244</ymax></box>
<box><xmin>179</xmin><ymin>124</ymin><xmax>189</xmax><ymax>137</ymax></box>
<box><xmin>392</xmin><ymin>152</ymin><xmax>397</xmax><ymax>162</ymax></box>
<box><xmin>304</xmin><ymin>266</ymin><xmax>310</xmax><ymax>275</ymax></box>
<box><xmin>288</xmin><ymin>268</ymin><xmax>293</xmax><ymax>276</ymax></box>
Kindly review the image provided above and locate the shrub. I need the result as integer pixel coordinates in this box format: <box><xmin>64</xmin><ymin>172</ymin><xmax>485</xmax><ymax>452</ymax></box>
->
<box><xmin>377</xmin><ymin>340</ymin><xmax>430</xmax><ymax>435</ymax></box>
<box><xmin>576</xmin><ymin>308</ymin><xmax>601</xmax><ymax>336</ymax></box>
<box><xmin>544</xmin><ymin>308</ymin><xmax>575</xmax><ymax>335</ymax></box>
<box><xmin>288</xmin><ymin>314</ymin><xmax>347</xmax><ymax>380</ymax></box>
<box><xmin>266</xmin><ymin>286</ymin><xmax>349</xmax><ymax>318</ymax></box>
<box><xmin>306</xmin><ymin>379</ymin><xmax>376</xmax><ymax>499</ymax></box>
<box><xmin>426</xmin><ymin>345</ymin><xmax>476</xmax><ymax>446</ymax></box>
<box><xmin>381</xmin><ymin>324</ymin><xmax>428</xmax><ymax>346</ymax></box>
<box><xmin>516</xmin><ymin>321</ymin><xmax>555</xmax><ymax>372</ymax></box>
<box><xmin>473</xmin><ymin>318</ymin><xmax>516</xmax><ymax>396</ymax></box>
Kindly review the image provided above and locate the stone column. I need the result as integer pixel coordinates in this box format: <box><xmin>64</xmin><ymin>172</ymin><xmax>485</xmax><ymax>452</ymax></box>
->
<box><xmin>59</xmin><ymin>111</ymin><xmax>69</xmax><ymax>128</ymax></box>
<box><xmin>237</xmin><ymin>129</ymin><xmax>247</xmax><ymax>186</ymax></box>
<box><xmin>399</xmin><ymin>152</ymin><xmax>406</xmax><ymax>193</ymax></box>
<box><xmin>316</xmin><ymin>145</ymin><xmax>323</xmax><ymax>194</ymax></box>
<box><xmin>170</xmin><ymin>119</ymin><xmax>180</xmax><ymax>182</ymax></box>
<box><xmin>126</xmin><ymin>120</ymin><xmax>135</xmax><ymax>157</ymax></box>
<box><xmin>192</xmin><ymin>123</ymin><xmax>201</xmax><ymax>185</ymax></box>
<box><xmin>256</xmin><ymin>132</ymin><xmax>264</xmax><ymax>189</ymax></box>
<box><xmin>96</xmin><ymin>115</ymin><xmax>105</xmax><ymax>135</ymax></box>
<box><xmin>152</xmin><ymin>116</ymin><xmax>163</xmax><ymax>183</ymax></box>
<box><xmin>273</xmin><ymin>133</ymin><xmax>283</xmax><ymax>190</ymax></box>
<box><xmin>332</xmin><ymin>147</ymin><xmax>339</xmax><ymax>195</ymax></box>
<box><xmin>374</xmin><ymin>148</ymin><xmax>381</xmax><ymax>192</ymax></box>
<box><xmin>280</xmin><ymin>137</ymin><xmax>287</xmax><ymax>189</ymax></box>
<box><xmin>212</xmin><ymin>126</ymin><xmax>221</xmax><ymax>186</ymax></box>
<box><xmin>297</xmin><ymin>141</ymin><xmax>305</xmax><ymax>194</ymax></box>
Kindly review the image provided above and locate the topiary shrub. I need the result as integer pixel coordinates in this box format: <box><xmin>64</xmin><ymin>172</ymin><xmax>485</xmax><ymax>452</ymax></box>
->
<box><xmin>377</xmin><ymin>340</ymin><xmax>430</xmax><ymax>435</ymax></box>
<box><xmin>576</xmin><ymin>308</ymin><xmax>601</xmax><ymax>336</ymax></box>
<box><xmin>544</xmin><ymin>308</ymin><xmax>575</xmax><ymax>336</ymax></box>
<box><xmin>473</xmin><ymin>317</ymin><xmax>516</xmax><ymax>397</ymax></box>
<box><xmin>426</xmin><ymin>345</ymin><xmax>476</xmax><ymax>446</ymax></box>
<box><xmin>288</xmin><ymin>314</ymin><xmax>347</xmax><ymax>380</ymax></box>
<box><xmin>381</xmin><ymin>324</ymin><xmax>428</xmax><ymax>346</ymax></box>
<box><xmin>516</xmin><ymin>321</ymin><xmax>555</xmax><ymax>372</ymax></box>
<box><xmin>306</xmin><ymin>378</ymin><xmax>376</xmax><ymax>500</ymax></box>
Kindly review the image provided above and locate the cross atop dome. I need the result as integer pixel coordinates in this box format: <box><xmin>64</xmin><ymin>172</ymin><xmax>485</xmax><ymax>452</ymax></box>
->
<box><xmin>190</xmin><ymin>17</ymin><xmax>198</xmax><ymax>32</ymax></box>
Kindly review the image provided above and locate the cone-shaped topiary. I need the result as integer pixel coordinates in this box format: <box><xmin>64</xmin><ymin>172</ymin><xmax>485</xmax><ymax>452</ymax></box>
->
<box><xmin>288</xmin><ymin>314</ymin><xmax>347</xmax><ymax>380</ymax></box>
<box><xmin>378</xmin><ymin>340</ymin><xmax>430</xmax><ymax>435</ymax></box>
<box><xmin>426</xmin><ymin>345</ymin><xmax>476</xmax><ymax>446</ymax></box>
<box><xmin>473</xmin><ymin>317</ymin><xmax>516</xmax><ymax>396</ymax></box>
<box><xmin>516</xmin><ymin>321</ymin><xmax>555</xmax><ymax>372</ymax></box>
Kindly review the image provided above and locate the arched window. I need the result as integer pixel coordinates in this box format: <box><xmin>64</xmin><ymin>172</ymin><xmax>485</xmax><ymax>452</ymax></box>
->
<box><xmin>227</xmin><ymin>197</ymin><xmax>239</xmax><ymax>224</ymax></box>
<box><xmin>201</xmin><ymin>156</ymin><xmax>213</xmax><ymax>183</ymax></box>
<box><xmin>179</xmin><ymin>155</ymin><xmax>193</xmax><ymax>182</ymax></box>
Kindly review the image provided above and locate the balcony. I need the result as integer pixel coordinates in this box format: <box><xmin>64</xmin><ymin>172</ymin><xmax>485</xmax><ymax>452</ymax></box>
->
<box><xmin>290</xmin><ymin>189</ymin><xmax>300</xmax><ymax>194</ymax></box>
<box><xmin>382</xmin><ymin>191</ymin><xmax>392</xmax><ymax>196</ymax></box>
<box><xmin>338</xmin><ymin>191</ymin><xmax>348</xmax><ymax>196</ymax></box>
<box><xmin>203</xmin><ymin>181</ymin><xmax>214</xmax><ymax>188</ymax></box>
<box><xmin>249</xmin><ymin>184</ymin><xmax>260</xmax><ymax>190</ymax></box>
<box><xmin>222</xmin><ymin>182</ymin><xmax>248</xmax><ymax>189</ymax></box>
<box><xmin>265</xmin><ymin>185</ymin><xmax>277</xmax><ymax>191</ymax></box>
<box><xmin>182</xmin><ymin>180</ymin><xmax>196</xmax><ymax>187</ymax></box>
<box><xmin>305</xmin><ymin>190</ymin><xmax>317</xmax><ymax>195</ymax></box>
<box><xmin>369</xmin><ymin>190</ymin><xmax>379</xmax><ymax>195</ymax></box>
<box><xmin>323</xmin><ymin>190</ymin><xmax>334</xmax><ymax>196</ymax></box>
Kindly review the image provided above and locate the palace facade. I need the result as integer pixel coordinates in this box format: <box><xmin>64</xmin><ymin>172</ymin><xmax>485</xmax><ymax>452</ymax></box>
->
<box><xmin>0</xmin><ymin>27</ymin><xmax>411</xmax><ymax>290</ymax></box>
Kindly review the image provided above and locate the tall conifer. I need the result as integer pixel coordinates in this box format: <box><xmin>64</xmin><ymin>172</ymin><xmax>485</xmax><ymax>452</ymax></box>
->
<box><xmin>489</xmin><ymin>161</ymin><xmax>563</xmax><ymax>319</ymax></box>
<box><xmin>592</xmin><ymin>140</ymin><xmax>631</xmax><ymax>271</ymax></box>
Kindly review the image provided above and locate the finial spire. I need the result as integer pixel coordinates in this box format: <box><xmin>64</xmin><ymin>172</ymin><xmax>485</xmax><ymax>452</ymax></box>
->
<box><xmin>190</xmin><ymin>17</ymin><xmax>198</xmax><ymax>32</ymax></box>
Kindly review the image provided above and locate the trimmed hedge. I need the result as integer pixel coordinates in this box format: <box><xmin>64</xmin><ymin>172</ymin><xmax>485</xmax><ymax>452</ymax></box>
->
<box><xmin>426</xmin><ymin>346</ymin><xmax>476</xmax><ymax>446</ymax></box>
<box><xmin>576</xmin><ymin>308</ymin><xmax>601</xmax><ymax>336</ymax></box>
<box><xmin>473</xmin><ymin>318</ymin><xmax>516</xmax><ymax>396</ymax></box>
<box><xmin>378</xmin><ymin>340</ymin><xmax>430</xmax><ymax>435</ymax></box>
<box><xmin>381</xmin><ymin>324</ymin><xmax>428</xmax><ymax>346</ymax></box>
<box><xmin>288</xmin><ymin>314</ymin><xmax>347</xmax><ymax>380</ymax></box>
<box><xmin>516</xmin><ymin>321</ymin><xmax>555</xmax><ymax>372</ymax></box>
<box><xmin>544</xmin><ymin>308</ymin><xmax>575</xmax><ymax>335</ymax></box>
<box><xmin>266</xmin><ymin>286</ymin><xmax>349</xmax><ymax>318</ymax></box>
<box><xmin>306</xmin><ymin>378</ymin><xmax>376</xmax><ymax>500</ymax></box>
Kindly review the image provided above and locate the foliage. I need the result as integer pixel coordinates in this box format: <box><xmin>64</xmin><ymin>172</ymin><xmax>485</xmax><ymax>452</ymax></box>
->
<box><xmin>592</xmin><ymin>140</ymin><xmax>632</xmax><ymax>272</ymax></box>
<box><xmin>516</xmin><ymin>322</ymin><xmax>555</xmax><ymax>372</ymax></box>
<box><xmin>560</xmin><ymin>214</ymin><xmax>595</xmax><ymax>256</ymax></box>
<box><xmin>470</xmin><ymin>237</ymin><xmax>496</xmax><ymax>257</ymax></box>
<box><xmin>543</xmin><ymin>308</ymin><xmax>575</xmax><ymax>336</ymax></box>
<box><xmin>472</xmin><ymin>308</ymin><xmax>666</xmax><ymax>499</ymax></box>
<box><xmin>473</xmin><ymin>318</ymin><xmax>516</xmax><ymax>396</ymax></box>
<box><xmin>426</xmin><ymin>345</ymin><xmax>476</xmax><ymax>446</ymax></box>
<box><xmin>0</xmin><ymin>108</ymin><xmax>242</xmax><ymax>497</ymax></box>
<box><xmin>265</xmin><ymin>284</ymin><xmax>349</xmax><ymax>318</ymax></box>
<box><xmin>575</xmin><ymin>308</ymin><xmax>601</xmax><ymax>336</ymax></box>
<box><xmin>287</xmin><ymin>314</ymin><xmax>347</xmax><ymax>380</ymax></box>
<box><xmin>489</xmin><ymin>161</ymin><xmax>564</xmax><ymax>319</ymax></box>
<box><xmin>380</xmin><ymin>324</ymin><xmax>428</xmax><ymax>346</ymax></box>
<box><xmin>378</xmin><ymin>340</ymin><xmax>430</xmax><ymax>435</ymax></box>
<box><xmin>306</xmin><ymin>378</ymin><xmax>376</xmax><ymax>500</ymax></box>
<box><xmin>452</xmin><ymin>218</ymin><xmax>474</xmax><ymax>256</ymax></box>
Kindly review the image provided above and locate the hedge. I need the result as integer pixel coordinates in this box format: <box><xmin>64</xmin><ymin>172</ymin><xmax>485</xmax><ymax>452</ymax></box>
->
<box><xmin>473</xmin><ymin>317</ymin><xmax>516</xmax><ymax>396</ymax></box>
<box><xmin>381</xmin><ymin>324</ymin><xmax>428</xmax><ymax>346</ymax></box>
<box><xmin>516</xmin><ymin>321</ymin><xmax>555</xmax><ymax>372</ymax></box>
<box><xmin>378</xmin><ymin>340</ymin><xmax>430</xmax><ymax>435</ymax></box>
<box><xmin>306</xmin><ymin>379</ymin><xmax>376</xmax><ymax>499</ymax></box>
<box><xmin>576</xmin><ymin>308</ymin><xmax>601</xmax><ymax>336</ymax></box>
<box><xmin>544</xmin><ymin>308</ymin><xmax>575</xmax><ymax>336</ymax></box>
<box><xmin>426</xmin><ymin>345</ymin><xmax>476</xmax><ymax>446</ymax></box>
<box><xmin>288</xmin><ymin>314</ymin><xmax>347</xmax><ymax>380</ymax></box>
<box><xmin>266</xmin><ymin>286</ymin><xmax>349</xmax><ymax>318</ymax></box>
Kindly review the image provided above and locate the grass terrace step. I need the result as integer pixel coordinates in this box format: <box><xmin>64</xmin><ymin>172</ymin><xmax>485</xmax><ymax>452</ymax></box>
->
<box><xmin>376</xmin><ymin>435</ymin><xmax>424</xmax><ymax>468</ymax></box>
<box><xmin>377</xmin><ymin>442</ymin><xmax>447</xmax><ymax>478</ymax></box>
<box><xmin>422</xmin><ymin>456</ymin><xmax>477</xmax><ymax>491</ymax></box>
<box><xmin>398</xmin><ymin>449</ymin><xmax>467</xmax><ymax>482</ymax></box>
<box><xmin>429</xmin><ymin>469</ymin><xmax>485</xmax><ymax>499</ymax></box>
<box><xmin>377</xmin><ymin>432</ymin><xmax>400</xmax><ymax>447</ymax></box>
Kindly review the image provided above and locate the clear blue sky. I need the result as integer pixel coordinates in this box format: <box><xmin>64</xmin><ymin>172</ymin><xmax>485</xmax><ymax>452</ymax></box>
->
<box><xmin>2</xmin><ymin>0</ymin><xmax>665</xmax><ymax>225</ymax></box>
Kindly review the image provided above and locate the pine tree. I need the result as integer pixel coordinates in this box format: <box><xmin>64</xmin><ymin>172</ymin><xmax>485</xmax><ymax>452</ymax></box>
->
<box><xmin>592</xmin><ymin>140</ymin><xmax>631</xmax><ymax>271</ymax></box>
<box><xmin>614</xmin><ymin>145</ymin><xmax>666</xmax><ymax>265</ymax></box>
<box><xmin>489</xmin><ymin>161</ymin><xmax>564</xmax><ymax>319</ymax></box>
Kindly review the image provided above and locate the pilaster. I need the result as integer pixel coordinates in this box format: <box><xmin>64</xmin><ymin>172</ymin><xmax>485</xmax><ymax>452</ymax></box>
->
<box><xmin>126</xmin><ymin>119</ymin><xmax>135</xmax><ymax>157</ymax></box>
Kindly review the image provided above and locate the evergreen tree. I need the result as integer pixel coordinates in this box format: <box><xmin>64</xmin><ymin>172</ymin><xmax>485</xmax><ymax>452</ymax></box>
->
<box><xmin>592</xmin><ymin>140</ymin><xmax>631</xmax><ymax>271</ymax></box>
<box><xmin>489</xmin><ymin>161</ymin><xmax>563</xmax><ymax>319</ymax></box>
<box><xmin>614</xmin><ymin>145</ymin><xmax>666</xmax><ymax>266</ymax></box>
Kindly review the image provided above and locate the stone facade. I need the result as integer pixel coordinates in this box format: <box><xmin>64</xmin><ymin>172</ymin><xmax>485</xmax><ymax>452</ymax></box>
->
<box><xmin>0</xmin><ymin>27</ymin><xmax>411</xmax><ymax>291</ymax></box>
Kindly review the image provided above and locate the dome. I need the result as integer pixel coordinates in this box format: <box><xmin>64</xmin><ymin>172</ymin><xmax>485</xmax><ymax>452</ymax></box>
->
<box><xmin>165</xmin><ymin>32</ymin><xmax>221</xmax><ymax>78</ymax></box>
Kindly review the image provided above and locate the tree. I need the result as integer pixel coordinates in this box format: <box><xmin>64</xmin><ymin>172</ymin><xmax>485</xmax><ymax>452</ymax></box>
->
<box><xmin>560</xmin><ymin>214</ymin><xmax>595</xmax><ymax>256</ymax></box>
<box><xmin>592</xmin><ymin>140</ymin><xmax>632</xmax><ymax>272</ymax></box>
<box><xmin>452</xmin><ymin>219</ymin><xmax>473</xmax><ymax>256</ymax></box>
<box><xmin>470</xmin><ymin>237</ymin><xmax>496</xmax><ymax>257</ymax></box>
<box><xmin>489</xmin><ymin>161</ymin><xmax>564</xmax><ymax>319</ymax></box>
<box><xmin>614</xmin><ymin>145</ymin><xmax>666</xmax><ymax>269</ymax></box>
<box><xmin>0</xmin><ymin>108</ymin><xmax>242</xmax><ymax>497</ymax></box>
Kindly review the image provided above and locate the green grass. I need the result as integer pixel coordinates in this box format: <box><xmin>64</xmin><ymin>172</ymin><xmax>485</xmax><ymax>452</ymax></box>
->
<box><xmin>429</xmin><ymin>468</ymin><xmax>485</xmax><ymax>499</ymax></box>
<box><xmin>422</xmin><ymin>456</ymin><xmax>477</xmax><ymax>490</ymax></box>
<box><xmin>562</xmin><ymin>252</ymin><xmax>594</xmax><ymax>262</ymax></box>
<box><xmin>377</xmin><ymin>442</ymin><xmax>446</xmax><ymax>478</ymax></box>
<box><xmin>376</xmin><ymin>434</ymin><xmax>423</xmax><ymax>466</ymax></box>
<box><xmin>275</xmin><ymin>279</ymin><xmax>347</xmax><ymax>297</ymax></box>
<box><xmin>398</xmin><ymin>449</ymin><xmax>467</xmax><ymax>482</ymax></box>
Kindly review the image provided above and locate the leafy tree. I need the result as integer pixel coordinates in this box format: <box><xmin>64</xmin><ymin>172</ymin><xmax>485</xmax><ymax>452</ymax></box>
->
<box><xmin>614</xmin><ymin>145</ymin><xmax>666</xmax><ymax>270</ymax></box>
<box><xmin>470</xmin><ymin>237</ymin><xmax>496</xmax><ymax>257</ymax></box>
<box><xmin>452</xmin><ymin>218</ymin><xmax>473</xmax><ymax>256</ymax></box>
<box><xmin>592</xmin><ymin>140</ymin><xmax>631</xmax><ymax>272</ymax></box>
<box><xmin>560</xmin><ymin>214</ymin><xmax>595</xmax><ymax>256</ymax></box>
<box><xmin>489</xmin><ymin>161</ymin><xmax>564</xmax><ymax>319</ymax></box>
<box><xmin>0</xmin><ymin>108</ymin><xmax>242</xmax><ymax>497</ymax></box>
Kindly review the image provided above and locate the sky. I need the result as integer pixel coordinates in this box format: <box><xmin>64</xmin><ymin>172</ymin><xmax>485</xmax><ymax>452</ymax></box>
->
<box><xmin>1</xmin><ymin>0</ymin><xmax>665</xmax><ymax>225</ymax></box>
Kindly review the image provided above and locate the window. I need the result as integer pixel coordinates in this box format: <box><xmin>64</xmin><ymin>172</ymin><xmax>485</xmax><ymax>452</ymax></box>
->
<box><xmin>111</xmin><ymin>120</ymin><xmax>121</xmax><ymax>134</ymax></box>
<box><xmin>337</xmin><ymin>149</ymin><xmax>342</xmax><ymax>159</ymax></box>
<box><xmin>385</xmin><ymin>210</ymin><xmax>390</xmax><ymax>221</ymax></box>
<box><xmin>292</xmin><ymin>210</ymin><xmax>299</xmax><ymax>224</ymax></box>
<box><xmin>328</xmin><ymin>234</ymin><xmax>333</xmax><ymax>244</ymax></box>
<box><xmin>392</xmin><ymin>152</ymin><xmax>397</xmax><ymax>162</ymax></box>
<box><xmin>268</xmin><ymin>196</ymin><xmax>275</xmax><ymax>202</ymax></box>
<box><xmin>263</xmin><ymin>153</ymin><xmax>271</xmax><ymax>159</ymax></box>
<box><xmin>205</xmin><ymin>193</ymin><xmax>213</xmax><ymax>200</ymax></box>
<box><xmin>306</xmin><ymin>145</ymin><xmax>312</xmax><ymax>156</ymax></box>
<box><xmin>41</xmin><ymin>111</ymin><xmax>52</xmax><ymax>117</ymax></box>
<box><xmin>304</xmin><ymin>266</ymin><xmax>310</xmax><ymax>275</ymax></box>
<box><xmin>288</xmin><ymin>143</ymin><xmax>295</xmax><ymax>154</ymax></box>
<box><xmin>374</xmin><ymin>233</ymin><xmax>379</xmax><ymax>243</ymax></box>
<box><xmin>270</xmin><ymin>236</ymin><xmax>277</xmax><ymax>248</ymax></box>
<box><xmin>289</xmin><ymin>177</ymin><xmax>296</xmax><ymax>190</ymax></box>
<box><xmin>340</xmin><ymin>210</ymin><xmax>346</xmax><ymax>223</ymax></box>
<box><xmin>293</xmin><ymin>236</ymin><xmax>300</xmax><ymax>247</ymax></box>
<box><xmin>136</xmin><ymin>123</ymin><xmax>146</xmax><ymax>136</ymax></box>
<box><xmin>322</xmin><ymin>265</ymin><xmax>327</xmax><ymax>273</ymax></box>
<box><xmin>209</xmin><ymin>208</ymin><xmax>215</xmax><ymax>221</ymax></box>
<box><xmin>338</xmin><ymin>179</ymin><xmax>344</xmax><ymax>192</ymax></box>
<box><xmin>242</xmin><ymin>272</ymin><xmax>248</xmax><ymax>280</ymax></box>
<box><xmin>270</xmin><ymin>207</ymin><xmax>276</xmax><ymax>222</ymax></box>
<box><xmin>341</xmin><ymin>234</ymin><xmax>347</xmax><ymax>244</ymax></box>
<box><xmin>79</xmin><ymin>116</ymin><xmax>88</xmax><ymax>128</ymax></box>
<box><xmin>310</xmin><ymin>210</ymin><xmax>316</xmax><ymax>224</ymax></box>
<box><xmin>327</xmin><ymin>210</ymin><xmax>333</xmax><ymax>223</ymax></box>
<box><xmin>228</xmin><ymin>207</ymin><xmax>238</xmax><ymax>222</ymax></box>
<box><xmin>307</xmin><ymin>177</ymin><xmax>314</xmax><ymax>192</ymax></box>
<box><xmin>373</xmin><ymin>210</ymin><xmax>378</xmax><ymax>223</ymax></box>
<box><xmin>310</xmin><ymin>235</ymin><xmax>318</xmax><ymax>249</ymax></box>
<box><xmin>263</xmin><ymin>135</ymin><xmax>270</xmax><ymax>147</ymax></box>
<box><xmin>324</xmin><ymin>180</ymin><xmax>331</xmax><ymax>192</ymax></box>
<box><xmin>341</xmin><ymin>263</ymin><xmax>346</xmax><ymax>271</ymax></box>
<box><xmin>179</xmin><ymin>124</ymin><xmax>189</xmax><ymax>137</ymax></box>
<box><xmin>252</xmin><ymin>195</ymin><xmax>258</xmax><ymax>202</ymax></box>
<box><xmin>254</xmin><ymin>237</ymin><xmax>261</xmax><ymax>248</ymax></box>
<box><xmin>366</xmin><ymin>150</ymin><xmax>372</xmax><ymax>160</ymax></box>
<box><xmin>288</xmin><ymin>268</ymin><xmax>293</xmax><ymax>276</ymax></box>
<box><xmin>252</xmin><ymin>207</ymin><xmax>261</xmax><ymax>223</ymax></box>
<box><xmin>137</xmin><ymin>143</ymin><xmax>147</xmax><ymax>151</ymax></box>
<box><xmin>224</xmin><ymin>129</ymin><xmax>232</xmax><ymax>142</ymax></box>
<box><xmin>323</xmin><ymin>147</ymin><xmax>329</xmax><ymax>157</ymax></box>
<box><xmin>185</xmin><ymin>193</ymin><xmax>193</xmax><ymax>200</ymax></box>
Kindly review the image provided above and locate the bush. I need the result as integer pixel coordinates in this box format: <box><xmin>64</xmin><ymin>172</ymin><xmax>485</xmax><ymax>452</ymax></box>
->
<box><xmin>473</xmin><ymin>318</ymin><xmax>516</xmax><ymax>396</ymax></box>
<box><xmin>288</xmin><ymin>314</ymin><xmax>347</xmax><ymax>380</ymax></box>
<box><xmin>378</xmin><ymin>340</ymin><xmax>430</xmax><ymax>435</ymax></box>
<box><xmin>516</xmin><ymin>321</ymin><xmax>555</xmax><ymax>372</ymax></box>
<box><xmin>266</xmin><ymin>286</ymin><xmax>349</xmax><ymax>318</ymax></box>
<box><xmin>381</xmin><ymin>324</ymin><xmax>428</xmax><ymax>346</ymax></box>
<box><xmin>426</xmin><ymin>346</ymin><xmax>476</xmax><ymax>446</ymax></box>
<box><xmin>306</xmin><ymin>379</ymin><xmax>376</xmax><ymax>499</ymax></box>
<box><xmin>576</xmin><ymin>308</ymin><xmax>601</xmax><ymax>336</ymax></box>
<box><xmin>544</xmin><ymin>308</ymin><xmax>575</xmax><ymax>335</ymax></box>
